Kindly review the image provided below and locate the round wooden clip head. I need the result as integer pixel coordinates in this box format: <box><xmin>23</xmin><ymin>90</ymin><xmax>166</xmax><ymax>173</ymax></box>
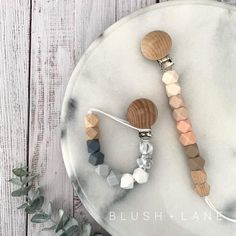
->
<box><xmin>127</xmin><ymin>98</ymin><xmax>158</xmax><ymax>129</ymax></box>
<box><xmin>141</xmin><ymin>30</ymin><xmax>172</xmax><ymax>61</ymax></box>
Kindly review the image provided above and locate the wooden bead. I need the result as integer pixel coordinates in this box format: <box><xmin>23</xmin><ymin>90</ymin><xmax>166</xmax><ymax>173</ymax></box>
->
<box><xmin>179</xmin><ymin>131</ymin><xmax>196</xmax><ymax>146</ymax></box>
<box><xmin>169</xmin><ymin>95</ymin><xmax>184</xmax><ymax>109</ymax></box>
<box><xmin>194</xmin><ymin>183</ymin><xmax>210</xmax><ymax>197</ymax></box>
<box><xmin>173</xmin><ymin>107</ymin><xmax>188</xmax><ymax>121</ymax></box>
<box><xmin>86</xmin><ymin>127</ymin><xmax>99</xmax><ymax>140</ymax></box>
<box><xmin>191</xmin><ymin>169</ymin><xmax>207</xmax><ymax>184</ymax></box>
<box><xmin>127</xmin><ymin>98</ymin><xmax>158</xmax><ymax>129</ymax></box>
<box><xmin>85</xmin><ymin>114</ymin><xmax>99</xmax><ymax>128</ymax></box>
<box><xmin>177</xmin><ymin>119</ymin><xmax>192</xmax><ymax>133</ymax></box>
<box><xmin>141</xmin><ymin>31</ymin><xmax>172</xmax><ymax>60</ymax></box>
<box><xmin>188</xmin><ymin>156</ymin><xmax>205</xmax><ymax>171</ymax></box>
<box><xmin>184</xmin><ymin>144</ymin><xmax>199</xmax><ymax>158</ymax></box>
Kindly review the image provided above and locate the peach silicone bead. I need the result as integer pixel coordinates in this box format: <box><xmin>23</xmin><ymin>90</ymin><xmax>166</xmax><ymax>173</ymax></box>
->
<box><xmin>177</xmin><ymin>120</ymin><xmax>192</xmax><ymax>133</ymax></box>
<box><xmin>165</xmin><ymin>83</ymin><xmax>181</xmax><ymax>97</ymax></box>
<box><xmin>169</xmin><ymin>95</ymin><xmax>184</xmax><ymax>109</ymax></box>
<box><xmin>173</xmin><ymin>107</ymin><xmax>188</xmax><ymax>121</ymax></box>
<box><xmin>162</xmin><ymin>70</ymin><xmax>179</xmax><ymax>85</ymax></box>
<box><xmin>179</xmin><ymin>131</ymin><xmax>196</xmax><ymax>146</ymax></box>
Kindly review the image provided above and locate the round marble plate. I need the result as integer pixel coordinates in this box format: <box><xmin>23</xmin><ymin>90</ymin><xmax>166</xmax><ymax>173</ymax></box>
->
<box><xmin>61</xmin><ymin>1</ymin><xmax>236</xmax><ymax>235</ymax></box>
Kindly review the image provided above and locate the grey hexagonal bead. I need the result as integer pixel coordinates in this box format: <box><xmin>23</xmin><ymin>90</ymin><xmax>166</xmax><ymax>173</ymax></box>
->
<box><xmin>106</xmin><ymin>170</ymin><xmax>121</xmax><ymax>186</ymax></box>
<box><xmin>86</xmin><ymin>139</ymin><xmax>100</xmax><ymax>154</ymax></box>
<box><xmin>95</xmin><ymin>164</ymin><xmax>110</xmax><ymax>177</ymax></box>
<box><xmin>89</xmin><ymin>151</ymin><xmax>104</xmax><ymax>166</ymax></box>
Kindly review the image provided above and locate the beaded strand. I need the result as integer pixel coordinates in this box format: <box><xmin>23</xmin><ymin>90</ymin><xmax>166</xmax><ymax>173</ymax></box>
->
<box><xmin>84</xmin><ymin>98</ymin><xmax>158</xmax><ymax>190</ymax></box>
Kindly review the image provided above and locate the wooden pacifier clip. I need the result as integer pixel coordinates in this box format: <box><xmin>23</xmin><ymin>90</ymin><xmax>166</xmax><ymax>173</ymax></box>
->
<box><xmin>141</xmin><ymin>30</ymin><xmax>236</xmax><ymax>222</ymax></box>
<box><xmin>84</xmin><ymin>98</ymin><xmax>158</xmax><ymax>190</ymax></box>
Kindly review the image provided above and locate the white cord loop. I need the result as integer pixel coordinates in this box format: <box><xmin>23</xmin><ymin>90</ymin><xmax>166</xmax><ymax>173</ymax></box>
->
<box><xmin>88</xmin><ymin>108</ymin><xmax>151</xmax><ymax>133</ymax></box>
<box><xmin>204</xmin><ymin>196</ymin><xmax>236</xmax><ymax>223</ymax></box>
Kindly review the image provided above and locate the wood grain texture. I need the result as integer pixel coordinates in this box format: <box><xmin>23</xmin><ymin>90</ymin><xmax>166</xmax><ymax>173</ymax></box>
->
<box><xmin>141</xmin><ymin>31</ymin><xmax>172</xmax><ymax>60</ymax></box>
<box><xmin>0</xmin><ymin>1</ymin><xmax>30</xmax><ymax>236</ymax></box>
<box><xmin>28</xmin><ymin>0</ymin><xmax>75</xmax><ymax>235</ymax></box>
<box><xmin>116</xmin><ymin>0</ymin><xmax>157</xmax><ymax>19</ymax></box>
<box><xmin>127</xmin><ymin>98</ymin><xmax>158</xmax><ymax>129</ymax></box>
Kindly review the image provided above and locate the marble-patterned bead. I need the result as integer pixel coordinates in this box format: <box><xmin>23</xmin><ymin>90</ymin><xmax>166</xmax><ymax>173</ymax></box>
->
<box><xmin>173</xmin><ymin>107</ymin><xmax>188</xmax><ymax>121</ymax></box>
<box><xmin>188</xmin><ymin>156</ymin><xmax>205</xmax><ymax>171</ymax></box>
<box><xmin>86</xmin><ymin>127</ymin><xmax>99</xmax><ymax>140</ymax></box>
<box><xmin>89</xmin><ymin>151</ymin><xmax>104</xmax><ymax>166</ymax></box>
<box><xmin>85</xmin><ymin>113</ymin><xmax>99</xmax><ymax>128</ymax></box>
<box><xmin>162</xmin><ymin>70</ymin><xmax>179</xmax><ymax>85</ymax></box>
<box><xmin>107</xmin><ymin>170</ymin><xmax>121</xmax><ymax>186</ymax></box>
<box><xmin>165</xmin><ymin>83</ymin><xmax>181</xmax><ymax>97</ymax></box>
<box><xmin>179</xmin><ymin>131</ymin><xmax>196</xmax><ymax>146</ymax></box>
<box><xmin>133</xmin><ymin>168</ymin><xmax>149</xmax><ymax>184</ymax></box>
<box><xmin>137</xmin><ymin>156</ymin><xmax>153</xmax><ymax>170</ymax></box>
<box><xmin>169</xmin><ymin>95</ymin><xmax>184</xmax><ymax>109</ymax></box>
<box><xmin>95</xmin><ymin>164</ymin><xmax>110</xmax><ymax>177</ymax></box>
<box><xmin>194</xmin><ymin>182</ymin><xmax>210</xmax><ymax>197</ymax></box>
<box><xmin>139</xmin><ymin>140</ymin><xmax>153</xmax><ymax>155</ymax></box>
<box><xmin>120</xmin><ymin>173</ymin><xmax>135</xmax><ymax>189</ymax></box>
<box><xmin>86</xmin><ymin>139</ymin><xmax>100</xmax><ymax>153</ymax></box>
<box><xmin>191</xmin><ymin>169</ymin><xmax>207</xmax><ymax>184</ymax></box>
<box><xmin>177</xmin><ymin>119</ymin><xmax>192</xmax><ymax>133</ymax></box>
<box><xmin>184</xmin><ymin>144</ymin><xmax>199</xmax><ymax>158</ymax></box>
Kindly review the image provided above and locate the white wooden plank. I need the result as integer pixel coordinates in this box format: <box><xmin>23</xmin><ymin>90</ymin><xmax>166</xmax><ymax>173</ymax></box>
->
<box><xmin>0</xmin><ymin>0</ymin><xmax>30</xmax><ymax>235</ymax></box>
<box><xmin>116</xmin><ymin>0</ymin><xmax>157</xmax><ymax>19</ymax></box>
<box><xmin>28</xmin><ymin>0</ymin><xmax>75</xmax><ymax>235</ymax></box>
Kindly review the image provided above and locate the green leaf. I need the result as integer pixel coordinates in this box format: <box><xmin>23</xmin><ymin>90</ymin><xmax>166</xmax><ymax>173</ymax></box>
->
<box><xmin>22</xmin><ymin>174</ymin><xmax>39</xmax><ymax>185</ymax></box>
<box><xmin>42</xmin><ymin>224</ymin><xmax>57</xmax><ymax>231</ymax></box>
<box><xmin>31</xmin><ymin>213</ymin><xmax>50</xmax><ymax>223</ymax></box>
<box><xmin>8</xmin><ymin>178</ymin><xmax>22</xmax><ymax>186</ymax></box>
<box><xmin>12</xmin><ymin>167</ymin><xmax>28</xmax><ymax>177</ymax></box>
<box><xmin>61</xmin><ymin>225</ymin><xmax>80</xmax><ymax>236</ymax></box>
<box><xmin>55</xmin><ymin>209</ymin><xmax>65</xmax><ymax>233</ymax></box>
<box><xmin>11</xmin><ymin>185</ymin><xmax>32</xmax><ymax>197</ymax></box>
<box><xmin>63</xmin><ymin>217</ymin><xmax>79</xmax><ymax>230</ymax></box>
<box><xmin>21</xmin><ymin>185</ymin><xmax>33</xmax><ymax>195</ymax></box>
<box><xmin>47</xmin><ymin>202</ymin><xmax>52</xmax><ymax>216</ymax></box>
<box><xmin>32</xmin><ymin>187</ymin><xmax>43</xmax><ymax>201</ymax></box>
<box><xmin>25</xmin><ymin>196</ymin><xmax>44</xmax><ymax>214</ymax></box>
<box><xmin>17</xmin><ymin>203</ymin><xmax>28</xmax><ymax>209</ymax></box>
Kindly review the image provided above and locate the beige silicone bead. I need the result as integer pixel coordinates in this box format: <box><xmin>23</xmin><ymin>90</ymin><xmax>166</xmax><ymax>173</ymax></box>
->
<box><xmin>173</xmin><ymin>107</ymin><xmax>188</xmax><ymax>121</ymax></box>
<box><xmin>165</xmin><ymin>83</ymin><xmax>181</xmax><ymax>97</ymax></box>
<box><xmin>162</xmin><ymin>70</ymin><xmax>179</xmax><ymax>85</ymax></box>
<box><xmin>179</xmin><ymin>131</ymin><xmax>196</xmax><ymax>146</ymax></box>
<box><xmin>169</xmin><ymin>95</ymin><xmax>184</xmax><ymax>109</ymax></box>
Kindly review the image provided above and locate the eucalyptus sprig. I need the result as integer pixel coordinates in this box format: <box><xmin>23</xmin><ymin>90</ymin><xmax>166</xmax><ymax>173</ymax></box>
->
<box><xmin>9</xmin><ymin>166</ymin><xmax>100</xmax><ymax>236</ymax></box>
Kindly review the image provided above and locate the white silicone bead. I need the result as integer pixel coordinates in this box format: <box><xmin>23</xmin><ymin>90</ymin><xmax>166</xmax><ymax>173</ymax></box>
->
<box><xmin>162</xmin><ymin>70</ymin><xmax>179</xmax><ymax>85</ymax></box>
<box><xmin>133</xmin><ymin>168</ymin><xmax>149</xmax><ymax>184</ymax></box>
<box><xmin>120</xmin><ymin>173</ymin><xmax>134</xmax><ymax>189</ymax></box>
<box><xmin>165</xmin><ymin>83</ymin><xmax>181</xmax><ymax>97</ymax></box>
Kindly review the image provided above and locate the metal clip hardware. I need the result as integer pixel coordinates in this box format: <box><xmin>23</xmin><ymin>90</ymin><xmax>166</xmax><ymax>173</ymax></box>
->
<box><xmin>139</xmin><ymin>131</ymin><xmax>152</xmax><ymax>139</ymax></box>
<box><xmin>157</xmin><ymin>55</ymin><xmax>174</xmax><ymax>71</ymax></box>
